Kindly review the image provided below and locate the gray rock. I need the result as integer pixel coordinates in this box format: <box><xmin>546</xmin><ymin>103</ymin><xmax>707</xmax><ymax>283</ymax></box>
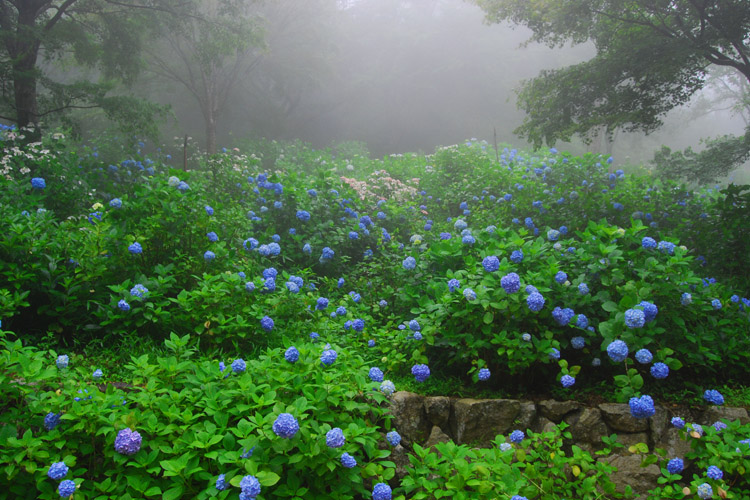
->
<box><xmin>517</xmin><ymin>401</ymin><xmax>538</xmax><ymax>433</ymax></box>
<box><xmin>390</xmin><ymin>444</ymin><xmax>411</xmax><ymax>481</ymax></box>
<box><xmin>450</xmin><ymin>398</ymin><xmax>520</xmax><ymax>445</ymax></box>
<box><xmin>649</xmin><ymin>405</ymin><xmax>669</xmax><ymax>446</ymax></box>
<box><xmin>389</xmin><ymin>391</ymin><xmax>429</xmax><ymax>444</ymax></box>
<box><xmin>655</xmin><ymin>427</ymin><xmax>692</xmax><ymax>459</ymax></box>
<box><xmin>424</xmin><ymin>396</ymin><xmax>451</xmax><ymax>430</ymax></box>
<box><xmin>702</xmin><ymin>406</ymin><xmax>749</xmax><ymax>425</ymax></box>
<box><xmin>423</xmin><ymin>426</ymin><xmax>451</xmax><ymax>449</ymax></box>
<box><xmin>566</xmin><ymin>408</ymin><xmax>608</xmax><ymax>450</ymax></box>
<box><xmin>600</xmin><ymin>454</ymin><xmax>661</xmax><ymax>497</ymax></box>
<box><xmin>538</xmin><ymin>399</ymin><xmax>582</xmax><ymax>421</ymax></box>
<box><xmin>599</xmin><ymin>403</ymin><xmax>649</xmax><ymax>432</ymax></box>
<box><xmin>532</xmin><ymin>416</ymin><xmax>558</xmax><ymax>434</ymax></box>
<box><xmin>616</xmin><ymin>432</ymin><xmax>649</xmax><ymax>449</ymax></box>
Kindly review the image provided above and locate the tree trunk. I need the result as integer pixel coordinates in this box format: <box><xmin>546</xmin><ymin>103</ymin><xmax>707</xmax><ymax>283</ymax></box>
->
<box><xmin>206</xmin><ymin>112</ymin><xmax>217</xmax><ymax>154</ymax></box>
<box><xmin>8</xmin><ymin>1</ymin><xmax>44</xmax><ymax>138</ymax></box>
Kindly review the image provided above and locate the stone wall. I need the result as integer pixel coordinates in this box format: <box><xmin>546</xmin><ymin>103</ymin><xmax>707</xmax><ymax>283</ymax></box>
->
<box><xmin>388</xmin><ymin>391</ymin><xmax>749</xmax><ymax>496</ymax></box>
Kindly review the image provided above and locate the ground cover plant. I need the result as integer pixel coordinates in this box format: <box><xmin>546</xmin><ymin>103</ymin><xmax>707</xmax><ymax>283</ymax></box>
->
<box><xmin>1</xmin><ymin>127</ymin><xmax>750</xmax><ymax>498</ymax></box>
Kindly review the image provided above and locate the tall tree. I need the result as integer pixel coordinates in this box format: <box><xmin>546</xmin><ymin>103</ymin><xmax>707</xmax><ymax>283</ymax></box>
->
<box><xmin>0</xmin><ymin>0</ymin><xmax>187</xmax><ymax>137</ymax></box>
<box><xmin>473</xmin><ymin>0</ymin><xmax>750</xmax><ymax>148</ymax></box>
<box><xmin>145</xmin><ymin>0</ymin><xmax>265</xmax><ymax>153</ymax></box>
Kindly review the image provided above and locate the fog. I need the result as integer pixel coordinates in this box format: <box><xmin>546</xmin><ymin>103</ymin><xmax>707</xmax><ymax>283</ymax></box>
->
<box><xmin>145</xmin><ymin>0</ymin><xmax>748</xmax><ymax>172</ymax></box>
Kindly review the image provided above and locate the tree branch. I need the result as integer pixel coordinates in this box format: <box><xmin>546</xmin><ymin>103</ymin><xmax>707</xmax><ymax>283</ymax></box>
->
<box><xmin>43</xmin><ymin>0</ymin><xmax>78</xmax><ymax>32</ymax></box>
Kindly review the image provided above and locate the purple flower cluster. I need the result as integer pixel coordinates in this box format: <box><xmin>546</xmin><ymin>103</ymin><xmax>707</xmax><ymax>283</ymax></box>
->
<box><xmin>273</xmin><ymin>413</ymin><xmax>299</xmax><ymax>438</ymax></box>
<box><xmin>411</xmin><ymin>364</ymin><xmax>430</xmax><ymax>382</ymax></box>
<box><xmin>114</xmin><ymin>428</ymin><xmax>142</xmax><ymax>455</ymax></box>
<box><xmin>500</xmin><ymin>273</ymin><xmax>521</xmax><ymax>293</ymax></box>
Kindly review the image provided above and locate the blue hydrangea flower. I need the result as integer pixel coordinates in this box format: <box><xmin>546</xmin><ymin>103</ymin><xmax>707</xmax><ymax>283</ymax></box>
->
<box><xmin>501</xmin><ymin>273</ymin><xmax>521</xmax><ymax>294</ymax></box>
<box><xmin>706</xmin><ymin>465</ymin><xmax>723</xmax><ymax>480</ymax></box>
<box><xmin>215</xmin><ymin>474</ymin><xmax>228</xmax><ymax>490</ymax></box>
<box><xmin>369</xmin><ymin>367</ymin><xmax>384</xmax><ymax>382</ymax></box>
<box><xmin>316</xmin><ymin>297</ymin><xmax>329</xmax><ymax>310</ymax></box>
<box><xmin>478</xmin><ymin>368</ymin><xmax>490</xmax><ymax>381</ymax></box>
<box><xmin>273</xmin><ymin>413</ymin><xmax>299</xmax><ymax>438</ymax></box>
<box><xmin>114</xmin><ymin>428</ymin><xmax>142</xmax><ymax>455</ymax></box>
<box><xmin>658</xmin><ymin>240</ymin><xmax>676</xmax><ymax>255</ymax></box>
<box><xmin>303</xmin><ymin>243</ymin><xmax>312</xmax><ymax>254</ymax></box>
<box><xmin>31</xmin><ymin>177</ymin><xmax>46</xmax><ymax>189</ymax></box>
<box><xmin>380</xmin><ymin>380</ymin><xmax>395</xmax><ymax>395</ymax></box>
<box><xmin>93</xmin><ymin>369</ymin><xmax>103</xmax><ymax>379</ymax></box>
<box><xmin>510</xmin><ymin>496</ymin><xmax>529</xmax><ymax>500</ymax></box>
<box><xmin>47</xmin><ymin>461</ymin><xmax>69</xmax><ymax>480</ymax></box>
<box><xmin>463</xmin><ymin>287</ymin><xmax>477</xmax><ymax>300</ymax></box>
<box><xmin>341</xmin><ymin>452</ymin><xmax>357</xmax><ymax>468</ymax></box>
<box><xmin>666</xmin><ymin>457</ymin><xmax>683</xmax><ymax>474</ymax></box>
<box><xmin>697</xmin><ymin>483</ymin><xmax>713</xmax><ymax>499</ymax></box>
<box><xmin>130</xmin><ymin>284</ymin><xmax>148</xmax><ymax>297</ymax></box>
<box><xmin>260</xmin><ymin>316</ymin><xmax>274</xmax><ymax>331</ymax></box>
<box><xmin>245</xmin><ymin>282</ymin><xmax>256</xmax><ymax>292</ymax></box>
<box><xmin>561</xmin><ymin>374</ymin><xmax>576</xmax><ymax>387</ymax></box>
<box><xmin>204</xmin><ymin>250</ymin><xmax>216</xmax><ymax>261</ymax></box>
<box><xmin>56</xmin><ymin>355</ymin><xmax>69</xmax><ymax>369</ymax></box>
<box><xmin>639</xmin><ymin>301</ymin><xmax>658</xmax><ymax>322</ymax></box>
<box><xmin>571</xmin><ymin>336</ymin><xmax>585</xmax><ymax>349</ymax></box>
<box><xmin>624</xmin><ymin>308</ymin><xmax>646</xmax><ymax>328</ymax></box>
<box><xmin>406</xmin><ymin>320</ymin><xmax>420</xmax><ymax>332</ymax></box>
<box><xmin>326</xmin><ymin>427</ymin><xmax>345</xmax><ymax>448</ymax></box>
<box><xmin>547</xmin><ymin>229</ymin><xmax>560</xmax><ymax>241</ymax></box>
<box><xmin>368</xmin><ymin>339</ymin><xmax>376</xmax><ymax>347</ymax></box>
<box><xmin>352</xmin><ymin>318</ymin><xmax>365</xmax><ymax>331</ymax></box>
<box><xmin>578</xmin><ymin>282</ymin><xmax>589</xmax><ymax>295</ymax></box>
<box><xmin>320</xmin><ymin>349</ymin><xmax>337</xmax><ymax>366</ymax></box>
<box><xmin>402</xmin><ymin>256</ymin><xmax>416</xmax><ymax>270</ymax></box>
<box><xmin>704</xmin><ymin>389</ymin><xmax>724</xmax><ymax>405</ymax></box>
<box><xmin>576</xmin><ymin>314</ymin><xmax>589</xmax><ymax>329</ymax></box>
<box><xmin>651</xmin><ymin>362</ymin><xmax>669</xmax><ymax>379</ymax></box>
<box><xmin>379</xmin><ymin>299</ymin><xmax>388</xmax><ymax>308</ymax></box>
<box><xmin>118</xmin><ymin>299</ymin><xmax>130</xmax><ymax>311</ymax></box>
<box><xmin>386</xmin><ymin>430</ymin><xmax>401</xmax><ymax>446</ymax></box>
<box><xmin>109</xmin><ymin>198</ymin><xmax>122</xmax><ymax>208</ymax></box>
<box><xmin>44</xmin><ymin>412</ymin><xmax>61</xmax><ymax>431</ymax></box>
<box><xmin>128</xmin><ymin>242</ymin><xmax>143</xmax><ymax>254</ymax></box>
<box><xmin>671</xmin><ymin>417</ymin><xmax>685</xmax><ymax>429</ymax></box>
<box><xmin>510</xmin><ymin>250</ymin><xmax>524</xmax><ymax>263</ymax></box>
<box><xmin>554</xmin><ymin>271</ymin><xmax>567</xmax><ymax>284</ymax></box>
<box><xmin>372</xmin><ymin>483</ymin><xmax>392</xmax><ymax>500</ymax></box>
<box><xmin>509</xmin><ymin>430</ymin><xmax>525</xmax><ymax>443</ymax></box>
<box><xmin>552</xmin><ymin>307</ymin><xmax>575</xmax><ymax>326</ymax></box>
<box><xmin>439</xmin><ymin>232</ymin><xmax>452</xmax><ymax>240</ymax></box>
<box><xmin>177</xmin><ymin>181</ymin><xmax>189</xmax><ymax>191</ymax></box>
<box><xmin>499</xmin><ymin>442</ymin><xmax>512</xmax><ymax>452</ymax></box>
<box><xmin>482</xmin><ymin>256</ymin><xmax>500</xmax><ymax>272</ymax></box>
<box><xmin>58</xmin><ymin>479</ymin><xmax>76</xmax><ymax>497</ymax></box>
<box><xmin>629</xmin><ymin>395</ymin><xmax>655</xmax><ymax>418</ymax></box>
<box><xmin>713</xmin><ymin>421</ymin><xmax>727</xmax><ymax>432</ymax></box>
<box><xmin>527</xmin><ymin>292</ymin><xmax>545</xmax><ymax>312</ymax></box>
<box><xmin>240</xmin><ymin>475</ymin><xmax>261</xmax><ymax>497</ymax></box>
<box><xmin>607</xmin><ymin>340</ymin><xmax>629</xmax><ymax>362</ymax></box>
<box><xmin>642</xmin><ymin>237</ymin><xmax>657</xmax><ymax>250</ymax></box>
<box><xmin>231</xmin><ymin>359</ymin><xmax>246</xmax><ymax>373</ymax></box>
<box><xmin>448</xmin><ymin>278</ymin><xmax>460</xmax><ymax>292</ymax></box>
<box><xmin>412</xmin><ymin>364</ymin><xmax>430</xmax><ymax>382</ymax></box>
<box><xmin>549</xmin><ymin>348</ymin><xmax>560</xmax><ymax>360</ymax></box>
<box><xmin>454</xmin><ymin>219</ymin><xmax>468</xmax><ymax>231</ymax></box>
<box><xmin>285</xmin><ymin>347</ymin><xmax>299</xmax><ymax>363</ymax></box>
<box><xmin>634</xmin><ymin>349</ymin><xmax>653</xmax><ymax>364</ymax></box>
<box><xmin>286</xmin><ymin>282</ymin><xmax>299</xmax><ymax>293</ymax></box>
<box><xmin>711</xmin><ymin>299</ymin><xmax>722</xmax><ymax>310</ymax></box>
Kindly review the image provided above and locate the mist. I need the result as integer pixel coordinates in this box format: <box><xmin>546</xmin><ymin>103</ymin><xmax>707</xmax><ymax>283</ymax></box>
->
<box><xmin>132</xmin><ymin>0</ymin><xmax>749</xmax><ymax>173</ymax></box>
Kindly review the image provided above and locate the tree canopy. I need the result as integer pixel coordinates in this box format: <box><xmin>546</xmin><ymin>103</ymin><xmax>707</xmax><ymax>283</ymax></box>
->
<box><xmin>474</xmin><ymin>0</ymin><xmax>750</xmax><ymax>148</ymax></box>
<box><xmin>0</xmin><ymin>0</ymin><xmax>189</xmax><ymax>137</ymax></box>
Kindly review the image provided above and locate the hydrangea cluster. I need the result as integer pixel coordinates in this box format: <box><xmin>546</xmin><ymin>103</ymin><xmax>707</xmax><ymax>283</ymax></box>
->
<box><xmin>509</xmin><ymin>430</ymin><xmax>524</xmax><ymax>443</ymax></box>
<box><xmin>240</xmin><ymin>475</ymin><xmax>261</xmax><ymax>498</ymax></box>
<box><xmin>380</xmin><ymin>380</ymin><xmax>396</xmax><ymax>396</ymax></box>
<box><xmin>326</xmin><ymin>427</ymin><xmax>345</xmax><ymax>448</ymax></box>
<box><xmin>231</xmin><ymin>358</ymin><xmax>246</xmax><ymax>373</ymax></box>
<box><xmin>650</xmin><ymin>362</ymin><xmax>669</xmax><ymax>379</ymax></box>
<box><xmin>284</xmin><ymin>346</ymin><xmax>299</xmax><ymax>363</ymax></box>
<box><xmin>666</xmin><ymin>457</ymin><xmax>683</xmax><ymax>474</ymax></box>
<box><xmin>478</xmin><ymin>368</ymin><xmax>491</xmax><ymax>381</ymax></box>
<box><xmin>47</xmin><ymin>462</ymin><xmax>69</xmax><ymax>480</ymax></box>
<box><xmin>402</xmin><ymin>256</ymin><xmax>416</xmax><ymax>270</ymax></box>
<box><xmin>463</xmin><ymin>288</ymin><xmax>476</xmax><ymax>300</ymax></box>
<box><xmin>554</xmin><ymin>271</ymin><xmax>567</xmax><ymax>284</ymax></box>
<box><xmin>386</xmin><ymin>430</ymin><xmax>401</xmax><ymax>446</ymax></box>
<box><xmin>58</xmin><ymin>480</ymin><xmax>76</xmax><ymax>497</ymax></box>
<box><xmin>411</xmin><ymin>364</ymin><xmax>430</xmax><ymax>382</ymax></box>
<box><xmin>369</xmin><ymin>367</ymin><xmax>384</xmax><ymax>382</ymax></box>
<box><xmin>372</xmin><ymin>483</ymin><xmax>392</xmax><ymax>500</ymax></box>
<box><xmin>624</xmin><ymin>308</ymin><xmax>646</xmax><ymax>328</ymax></box>
<box><xmin>578</xmin><ymin>282</ymin><xmax>589</xmax><ymax>295</ymax></box>
<box><xmin>510</xmin><ymin>250</ymin><xmax>524</xmax><ymax>263</ymax></box>
<box><xmin>44</xmin><ymin>412</ymin><xmax>61</xmax><ymax>431</ymax></box>
<box><xmin>500</xmin><ymin>273</ymin><xmax>521</xmax><ymax>294</ymax></box>
<box><xmin>551</xmin><ymin>307</ymin><xmax>575</xmax><ymax>326</ymax></box>
<box><xmin>697</xmin><ymin>483</ymin><xmax>713</xmax><ymax>499</ymax></box>
<box><xmin>635</xmin><ymin>349</ymin><xmax>653</xmax><ymax>364</ymax></box>
<box><xmin>482</xmin><ymin>255</ymin><xmax>500</xmax><ymax>272</ymax></box>
<box><xmin>560</xmin><ymin>375</ymin><xmax>576</xmax><ymax>388</ymax></box>
<box><xmin>629</xmin><ymin>395</ymin><xmax>655</xmax><ymax>418</ymax></box>
<box><xmin>260</xmin><ymin>316</ymin><xmax>274</xmax><ymax>331</ymax></box>
<box><xmin>706</xmin><ymin>465</ymin><xmax>723</xmax><ymax>480</ymax></box>
<box><xmin>215</xmin><ymin>474</ymin><xmax>228</xmax><ymax>491</ymax></box>
<box><xmin>607</xmin><ymin>341</ymin><xmax>629</xmax><ymax>364</ymax></box>
<box><xmin>448</xmin><ymin>278</ymin><xmax>460</xmax><ymax>292</ymax></box>
<box><xmin>320</xmin><ymin>349</ymin><xmax>337</xmax><ymax>366</ymax></box>
<box><xmin>571</xmin><ymin>336</ymin><xmax>585</xmax><ymax>349</ymax></box>
<box><xmin>56</xmin><ymin>354</ymin><xmax>69</xmax><ymax>369</ymax></box>
<box><xmin>527</xmin><ymin>292</ymin><xmax>545</xmax><ymax>312</ymax></box>
<box><xmin>114</xmin><ymin>428</ymin><xmax>142</xmax><ymax>455</ymax></box>
<box><xmin>128</xmin><ymin>242</ymin><xmax>143</xmax><ymax>254</ymax></box>
<box><xmin>704</xmin><ymin>389</ymin><xmax>724</xmax><ymax>405</ymax></box>
<box><xmin>340</xmin><ymin>452</ymin><xmax>357</xmax><ymax>468</ymax></box>
<box><xmin>273</xmin><ymin>413</ymin><xmax>299</xmax><ymax>439</ymax></box>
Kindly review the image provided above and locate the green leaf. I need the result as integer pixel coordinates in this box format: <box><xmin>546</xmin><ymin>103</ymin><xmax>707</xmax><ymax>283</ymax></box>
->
<box><xmin>257</xmin><ymin>471</ymin><xmax>281</xmax><ymax>486</ymax></box>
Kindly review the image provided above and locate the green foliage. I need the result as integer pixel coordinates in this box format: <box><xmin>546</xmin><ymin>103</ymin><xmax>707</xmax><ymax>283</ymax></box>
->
<box><xmin>652</xmin><ymin>130</ymin><xmax>750</xmax><ymax>186</ymax></box>
<box><xmin>402</xmin><ymin>423</ymin><xmax>626</xmax><ymax>499</ymax></box>
<box><xmin>474</xmin><ymin>0</ymin><xmax>750</xmax><ymax>147</ymax></box>
<box><xmin>0</xmin><ymin>330</ymin><xmax>393</xmax><ymax>499</ymax></box>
